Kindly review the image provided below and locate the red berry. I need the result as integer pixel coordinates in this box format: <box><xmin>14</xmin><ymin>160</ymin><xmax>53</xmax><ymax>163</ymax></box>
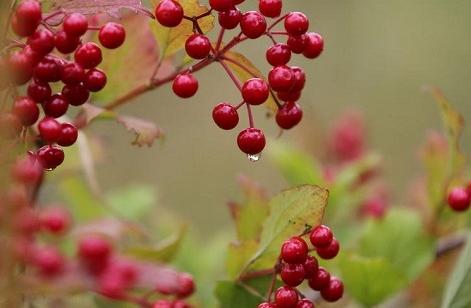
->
<box><xmin>38</xmin><ymin>117</ymin><xmax>61</xmax><ymax>143</ymax></box>
<box><xmin>212</xmin><ymin>103</ymin><xmax>239</xmax><ymax>130</ymax></box>
<box><xmin>40</xmin><ymin>207</ymin><xmax>71</xmax><ymax>234</ymax></box>
<box><xmin>78</xmin><ymin>235</ymin><xmax>112</xmax><ymax>274</ymax></box>
<box><xmin>277</xmin><ymin>90</ymin><xmax>301</xmax><ymax>102</ymax></box>
<box><xmin>209</xmin><ymin>0</ymin><xmax>233</xmax><ymax>12</ymax></box>
<box><xmin>266</xmin><ymin>43</ymin><xmax>292</xmax><ymax>66</ymax></box>
<box><xmin>8</xmin><ymin>50</ymin><xmax>34</xmax><ymax>85</ymax></box>
<box><xmin>258</xmin><ymin>303</ymin><xmax>277</xmax><ymax>308</ymax></box>
<box><xmin>185</xmin><ymin>34</ymin><xmax>211</xmax><ymax>59</ymax></box>
<box><xmin>287</xmin><ymin>34</ymin><xmax>307</xmax><ymax>54</ymax></box>
<box><xmin>54</xmin><ymin>30</ymin><xmax>80</xmax><ymax>54</ymax></box>
<box><xmin>284</xmin><ymin>12</ymin><xmax>309</xmax><ymax>36</ymax></box>
<box><xmin>11</xmin><ymin>14</ymin><xmax>37</xmax><ymax>37</ymax></box>
<box><xmin>98</xmin><ymin>271</ymin><xmax>127</xmax><ymax>299</ymax></box>
<box><xmin>63</xmin><ymin>13</ymin><xmax>88</xmax><ymax>37</ymax></box>
<box><xmin>233</xmin><ymin>0</ymin><xmax>245</xmax><ymax>4</ymax></box>
<box><xmin>34</xmin><ymin>56</ymin><xmax>63</xmax><ymax>83</ymax></box>
<box><xmin>173</xmin><ymin>300</ymin><xmax>191</xmax><ymax>308</ymax></box>
<box><xmin>153</xmin><ymin>300</ymin><xmax>173</xmax><ymax>308</ymax></box>
<box><xmin>74</xmin><ymin>42</ymin><xmax>102</xmax><ymax>69</ymax></box>
<box><xmin>42</xmin><ymin>94</ymin><xmax>69</xmax><ymax>118</ymax></box>
<box><xmin>303</xmin><ymin>33</ymin><xmax>324</xmax><ymax>59</ymax></box>
<box><xmin>296</xmin><ymin>299</ymin><xmax>315</xmax><ymax>308</ymax></box>
<box><xmin>172</xmin><ymin>73</ymin><xmax>199</xmax><ymax>98</ymax></box>
<box><xmin>84</xmin><ymin>68</ymin><xmax>107</xmax><ymax>92</ymax></box>
<box><xmin>269</xmin><ymin>65</ymin><xmax>295</xmax><ymax>92</ymax></box>
<box><xmin>33</xmin><ymin>246</ymin><xmax>65</xmax><ymax>277</ymax></box>
<box><xmin>242</xmin><ymin>78</ymin><xmax>269</xmax><ymax>105</ymax></box>
<box><xmin>13</xmin><ymin>0</ymin><xmax>42</xmax><ymax>37</ymax></box>
<box><xmin>37</xmin><ymin>145</ymin><xmax>65</xmax><ymax>170</ymax></box>
<box><xmin>316</xmin><ymin>238</ymin><xmax>339</xmax><ymax>260</ymax></box>
<box><xmin>310</xmin><ymin>225</ymin><xmax>333</xmax><ymax>248</ymax></box>
<box><xmin>308</xmin><ymin>267</ymin><xmax>330</xmax><ymax>291</ymax></box>
<box><xmin>28</xmin><ymin>80</ymin><xmax>51</xmax><ymax>102</ymax></box>
<box><xmin>448</xmin><ymin>187</ymin><xmax>471</xmax><ymax>212</ymax></box>
<box><xmin>275</xmin><ymin>286</ymin><xmax>298</xmax><ymax>308</ymax></box>
<box><xmin>280</xmin><ymin>263</ymin><xmax>305</xmax><ymax>287</ymax></box>
<box><xmin>22</xmin><ymin>45</ymin><xmax>42</xmax><ymax>66</ymax></box>
<box><xmin>62</xmin><ymin>83</ymin><xmax>90</xmax><ymax>106</ymax></box>
<box><xmin>61</xmin><ymin>62</ymin><xmax>85</xmax><ymax>85</ymax></box>
<box><xmin>259</xmin><ymin>0</ymin><xmax>282</xmax><ymax>18</ymax></box>
<box><xmin>320</xmin><ymin>277</ymin><xmax>344</xmax><ymax>302</ymax></box>
<box><xmin>276</xmin><ymin>102</ymin><xmax>302</xmax><ymax>129</ymax></box>
<box><xmin>13</xmin><ymin>96</ymin><xmax>39</xmax><ymax>126</ymax></box>
<box><xmin>240</xmin><ymin>11</ymin><xmax>267</xmax><ymax>39</ymax></box>
<box><xmin>57</xmin><ymin>122</ymin><xmax>78</xmax><ymax>147</ymax></box>
<box><xmin>12</xmin><ymin>155</ymin><xmax>43</xmax><ymax>185</ymax></box>
<box><xmin>218</xmin><ymin>8</ymin><xmax>242</xmax><ymax>30</ymax></box>
<box><xmin>177</xmin><ymin>273</ymin><xmax>195</xmax><ymax>298</ymax></box>
<box><xmin>99</xmin><ymin>22</ymin><xmax>126</xmax><ymax>49</ymax></box>
<box><xmin>155</xmin><ymin>0</ymin><xmax>184</xmax><ymax>27</ymax></box>
<box><xmin>237</xmin><ymin>128</ymin><xmax>266</xmax><ymax>155</ymax></box>
<box><xmin>303</xmin><ymin>255</ymin><xmax>319</xmax><ymax>279</ymax></box>
<box><xmin>28</xmin><ymin>29</ymin><xmax>54</xmax><ymax>55</ymax></box>
<box><xmin>281</xmin><ymin>236</ymin><xmax>308</xmax><ymax>264</ymax></box>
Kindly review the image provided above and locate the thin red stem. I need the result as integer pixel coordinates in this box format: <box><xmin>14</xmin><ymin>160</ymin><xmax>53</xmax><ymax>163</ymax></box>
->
<box><xmin>246</xmin><ymin>103</ymin><xmax>255</xmax><ymax>128</ymax></box>
<box><xmin>267</xmin><ymin>14</ymin><xmax>288</xmax><ymax>31</ymax></box>
<box><xmin>220</xmin><ymin>55</ymin><xmax>259</xmax><ymax>78</ymax></box>
<box><xmin>218</xmin><ymin>59</ymin><xmax>242</xmax><ymax>91</ymax></box>
<box><xmin>269</xmin><ymin>31</ymin><xmax>289</xmax><ymax>36</ymax></box>
<box><xmin>215</xmin><ymin>28</ymin><xmax>225</xmax><ymax>51</ymax></box>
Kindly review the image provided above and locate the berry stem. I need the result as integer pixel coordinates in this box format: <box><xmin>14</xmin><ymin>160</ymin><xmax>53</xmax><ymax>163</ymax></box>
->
<box><xmin>269</xmin><ymin>31</ymin><xmax>289</xmax><ymax>36</ymax></box>
<box><xmin>220</xmin><ymin>55</ymin><xmax>259</xmax><ymax>78</ymax></box>
<box><xmin>234</xmin><ymin>100</ymin><xmax>245</xmax><ymax>110</ymax></box>
<box><xmin>267</xmin><ymin>14</ymin><xmax>288</xmax><ymax>31</ymax></box>
<box><xmin>215</xmin><ymin>28</ymin><xmax>225</xmax><ymax>51</ymax></box>
<box><xmin>246</xmin><ymin>102</ymin><xmax>255</xmax><ymax>128</ymax></box>
<box><xmin>218</xmin><ymin>59</ymin><xmax>242</xmax><ymax>91</ymax></box>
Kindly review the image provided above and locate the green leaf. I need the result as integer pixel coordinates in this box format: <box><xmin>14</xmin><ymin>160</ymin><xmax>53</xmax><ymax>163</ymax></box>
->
<box><xmin>105</xmin><ymin>185</ymin><xmax>156</xmax><ymax>220</ymax></box>
<box><xmin>339</xmin><ymin>254</ymin><xmax>406</xmax><ymax>307</ymax></box>
<box><xmin>441</xmin><ymin>232</ymin><xmax>471</xmax><ymax>308</ymax></box>
<box><xmin>226</xmin><ymin>240</ymin><xmax>259</xmax><ymax>279</ymax></box>
<box><xmin>215</xmin><ymin>281</ymin><xmax>264</xmax><ymax>308</ymax></box>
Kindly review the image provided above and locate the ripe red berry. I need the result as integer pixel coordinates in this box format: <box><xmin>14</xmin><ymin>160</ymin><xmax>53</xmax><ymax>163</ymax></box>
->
<box><xmin>74</xmin><ymin>42</ymin><xmax>102</xmax><ymax>69</ymax></box>
<box><xmin>310</xmin><ymin>225</ymin><xmax>333</xmax><ymax>248</ymax></box>
<box><xmin>63</xmin><ymin>13</ymin><xmax>88</xmax><ymax>37</ymax></box>
<box><xmin>320</xmin><ymin>277</ymin><xmax>344</xmax><ymax>302</ymax></box>
<box><xmin>218</xmin><ymin>8</ymin><xmax>242</xmax><ymax>30</ymax></box>
<box><xmin>280</xmin><ymin>263</ymin><xmax>305</xmax><ymax>287</ymax></box>
<box><xmin>209</xmin><ymin>0</ymin><xmax>233</xmax><ymax>12</ymax></box>
<box><xmin>22</xmin><ymin>45</ymin><xmax>42</xmax><ymax>67</ymax></box>
<box><xmin>28</xmin><ymin>79</ymin><xmax>51</xmax><ymax>102</ymax></box>
<box><xmin>11</xmin><ymin>14</ymin><xmax>36</xmax><ymax>37</ymax></box>
<box><xmin>13</xmin><ymin>0</ymin><xmax>42</xmax><ymax>37</ymax></box>
<box><xmin>173</xmin><ymin>300</ymin><xmax>191</xmax><ymax>308</ymax></box>
<box><xmin>290</xmin><ymin>67</ymin><xmax>306</xmax><ymax>92</ymax></box>
<box><xmin>154</xmin><ymin>300</ymin><xmax>173</xmax><ymax>308</ymax></box>
<box><xmin>277</xmin><ymin>90</ymin><xmax>301</xmax><ymax>103</ymax></box>
<box><xmin>212</xmin><ymin>103</ymin><xmax>239</xmax><ymax>130</ymax></box>
<box><xmin>8</xmin><ymin>50</ymin><xmax>34</xmax><ymax>85</ymax></box>
<box><xmin>172</xmin><ymin>73</ymin><xmax>199</xmax><ymax>98</ymax></box>
<box><xmin>237</xmin><ymin>128</ymin><xmax>266</xmax><ymax>155</ymax></box>
<box><xmin>316</xmin><ymin>238</ymin><xmax>339</xmax><ymax>260</ymax></box>
<box><xmin>28</xmin><ymin>29</ymin><xmax>54</xmax><ymax>55</ymax></box>
<box><xmin>62</xmin><ymin>83</ymin><xmax>90</xmax><ymax>106</ymax></box>
<box><xmin>242</xmin><ymin>78</ymin><xmax>269</xmax><ymax>105</ymax></box>
<box><xmin>99</xmin><ymin>22</ymin><xmax>126</xmax><ymax>49</ymax></box>
<box><xmin>37</xmin><ymin>145</ymin><xmax>65</xmax><ymax>170</ymax></box>
<box><xmin>296</xmin><ymin>299</ymin><xmax>315</xmax><ymax>308</ymax></box>
<box><xmin>258</xmin><ymin>303</ymin><xmax>277</xmax><ymax>308</ymax></box>
<box><xmin>98</xmin><ymin>271</ymin><xmax>128</xmax><ymax>300</ymax></box>
<box><xmin>240</xmin><ymin>11</ymin><xmax>267</xmax><ymax>39</ymax></box>
<box><xmin>57</xmin><ymin>122</ymin><xmax>78</xmax><ymax>147</ymax></box>
<box><xmin>308</xmin><ymin>267</ymin><xmax>330</xmax><ymax>291</ymax></box>
<box><xmin>275</xmin><ymin>286</ymin><xmax>299</xmax><ymax>308</ymax></box>
<box><xmin>276</xmin><ymin>102</ymin><xmax>303</xmax><ymax>129</ymax></box>
<box><xmin>176</xmin><ymin>273</ymin><xmax>195</xmax><ymax>298</ymax></box>
<box><xmin>42</xmin><ymin>94</ymin><xmax>69</xmax><ymax>118</ymax></box>
<box><xmin>185</xmin><ymin>34</ymin><xmax>211</xmax><ymax>59</ymax></box>
<box><xmin>269</xmin><ymin>65</ymin><xmax>295</xmax><ymax>92</ymax></box>
<box><xmin>303</xmin><ymin>33</ymin><xmax>324</xmax><ymax>59</ymax></box>
<box><xmin>284</xmin><ymin>12</ymin><xmax>309</xmax><ymax>36</ymax></box>
<box><xmin>54</xmin><ymin>30</ymin><xmax>80</xmax><ymax>54</ymax></box>
<box><xmin>61</xmin><ymin>62</ymin><xmax>85</xmax><ymax>85</ymax></box>
<box><xmin>287</xmin><ymin>34</ymin><xmax>307</xmax><ymax>54</ymax></box>
<box><xmin>40</xmin><ymin>207</ymin><xmax>71</xmax><ymax>234</ymax></box>
<box><xmin>281</xmin><ymin>236</ymin><xmax>308</xmax><ymax>264</ymax></box>
<box><xmin>259</xmin><ymin>0</ymin><xmax>283</xmax><ymax>18</ymax></box>
<box><xmin>303</xmin><ymin>255</ymin><xmax>319</xmax><ymax>279</ymax></box>
<box><xmin>13</xmin><ymin>96</ymin><xmax>39</xmax><ymax>126</ymax></box>
<box><xmin>447</xmin><ymin>187</ymin><xmax>471</xmax><ymax>212</ymax></box>
<box><xmin>38</xmin><ymin>117</ymin><xmax>61</xmax><ymax>143</ymax></box>
<box><xmin>266</xmin><ymin>43</ymin><xmax>292</xmax><ymax>66</ymax></box>
<box><xmin>78</xmin><ymin>235</ymin><xmax>112</xmax><ymax>274</ymax></box>
<box><xmin>84</xmin><ymin>68</ymin><xmax>107</xmax><ymax>92</ymax></box>
<box><xmin>155</xmin><ymin>0</ymin><xmax>184</xmax><ymax>27</ymax></box>
<box><xmin>34</xmin><ymin>56</ymin><xmax>63</xmax><ymax>83</ymax></box>
<box><xmin>33</xmin><ymin>246</ymin><xmax>65</xmax><ymax>277</ymax></box>
<box><xmin>12</xmin><ymin>155</ymin><xmax>43</xmax><ymax>185</ymax></box>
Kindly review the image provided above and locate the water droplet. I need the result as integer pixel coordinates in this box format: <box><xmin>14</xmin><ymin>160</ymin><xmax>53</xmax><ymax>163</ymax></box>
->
<box><xmin>44</xmin><ymin>168</ymin><xmax>54</xmax><ymax>171</ymax></box>
<box><xmin>247</xmin><ymin>153</ymin><xmax>262</xmax><ymax>162</ymax></box>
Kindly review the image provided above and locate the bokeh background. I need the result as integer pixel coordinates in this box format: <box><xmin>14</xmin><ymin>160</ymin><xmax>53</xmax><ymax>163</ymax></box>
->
<box><xmin>91</xmin><ymin>0</ymin><xmax>471</xmax><ymax>235</ymax></box>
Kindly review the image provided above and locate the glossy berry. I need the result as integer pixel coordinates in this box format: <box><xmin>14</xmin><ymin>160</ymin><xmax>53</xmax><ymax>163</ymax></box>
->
<box><xmin>33</xmin><ymin>246</ymin><xmax>64</xmax><ymax>277</ymax></box>
<box><xmin>281</xmin><ymin>236</ymin><xmax>308</xmax><ymax>264</ymax></box>
<box><xmin>303</xmin><ymin>33</ymin><xmax>324</xmax><ymax>59</ymax></box>
<box><xmin>275</xmin><ymin>286</ymin><xmax>299</xmax><ymax>308</ymax></box>
<box><xmin>8</xmin><ymin>51</ymin><xmax>34</xmax><ymax>85</ymax></box>
<box><xmin>22</xmin><ymin>45</ymin><xmax>42</xmax><ymax>66</ymax></box>
<box><xmin>209</xmin><ymin>0</ymin><xmax>233</xmax><ymax>12</ymax></box>
<box><xmin>42</xmin><ymin>94</ymin><xmax>69</xmax><ymax>118</ymax></box>
<box><xmin>290</xmin><ymin>67</ymin><xmax>306</xmax><ymax>92</ymax></box>
<box><xmin>27</xmin><ymin>80</ymin><xmax>51</xmax><ymax>102</ymax></box>
<box><xmin>185</xmin><ymin>34</ymin><xmax>211</xmax><ymax>59</ymax></box>
<box><xmin>40</xmin><ymin>207</ymin><xmax>71</xmax><ymax>234</ymax></box>
<box><xmin>240</xmin><ymin>11</ymin><xmax>267</xmax><ymax>39</ymax></box>
<box><xmin>61</xmin><ymin>62</ymin><xmax>85</xmax><ymax>85</ymax></box>
<box><xmin>237</xmin><ymin>128</ymin><xmax>266</xmax><ymax>155</ymax></box>
<box><xmin>258</xmin><ymin>303</ymin><xmax>277</xmax><ymax>308</ymax></box>
<box><xmin>99</xmin><ymin>22</ymin><xmax>126</xmax><ymax>49</ymax></box>
<box><xmin>447</xmin><ymin>187</ymin><xmax>471</xmax><ymax>212</ymax></box>
<box><xmin>13</xmin><ymin>0</ymin><xmax>42</xmax><ymax>37</ymax></box>
<box><xmin>277</xmin><ymin>90</ymin><xmax>301</xmax><ymax>103</ymax></box>
<box><xmin>308</xmin><ymin>267</ymin><xmax>330</xmax><ymax>291</ymax></box>
<box><xmin>155</xmin><ymin>0</ymin><xmax>184</xmax><ymax>28</ymax></box>
<box><xmin>310</xmin><ymin>225</ymin><xmax>333</xmax><ymax>248</ymax></box>
<box><xmin>212</xmin><ymin>103</ymin><xmax>239</xmax><ymax>130</ymax></box>
<box><xmin>63</xmin><ymin>13</ymin><xmax>88</xmax><ymax>37</ymax></box>
<box><xmin>297</xmin><ymin>299</ymin><xmax>315</xmax><ymax>308</ymax></box>
<box><xmin>320</xmin><ymin>277</ymin><xmax>344</xmax><ymax>302</ymax></box>
<box><xmin>176</xmin><ymin>273</ymin><xmax>195</xmax><ymax>298</ymax></box>
<box><xmin>266</xmin><ymin>43</ymin><xmax>292</xmax><ymax>66</ymax></box>
<box><xmin>284</xmin><ymin>12</ymin><xmax>309</xmax><ymax>36</ymax></box>
<box><xmin>38</xmin><ymin>117</ymin><xmax>61</xmax><ymax>143</ymax></box>
<box><xmin>12</xmin><ymin>96</ymin><xmax>39</xmax><ymax>126</ymax></box>
<box><xmin>28</xmin><ymin>29</ymin><xmax>54</xmax><ymax>55</ymax></box>
<box><xmin>62</xmin><ymin>84</ymin><xmax>90</xmax><ymax>106</ymax></box>
<box><xmin>37</xmin><ymin>145</ymin><xmax>65</xmax><ymax>170</ymax></box>
<box><xmin>259</xmin><ymin>0</ymin><xmax>283</xmax><ymax>18</ymax></box>
<box><xmin>218</xmin><ymin>8</ymin><xmax>242</xmax><ymax>30</ymax></box>
<box><xmin>172</xmin><ymin>73</ymin><xmax>199</xmax><ymax>98</ymax></box>
<box><xmin>78</xmin><ymin>236</ymin><xmax>112</xmax><ymax>274</ymax></box>
<box><xmin>11</xmin><ymin>14</ymin><xmax>36</xmax><ymax>37</ymax></box>
<box><xmin>287</xmin><ymin>34</ymin><xmax>307</xmax><ymax>54</ymax></box>
<box><xmin>34</xmin><ymin>56</ymin><xmax>63</xmax><ymax>83</ymax></box>
<box><xmin>74</xmin><ymin>43</ymin><xmax>102</xmax><ymax>69</ymax></box>
<box><xmin>280</xmin><ymin>263</ymin><xmax>305</xmax><ymax>287</ymax></box>
<box><xmin>57</xmin><ymin>123</ymin><xmax>78</xmax><ymax>147</ymax></box>
<box><xmin>84</xmin><ymin>68</ymin><xmax>107</xmax><ymax>92</ymax></box>
<box><xmin>316</xmin><ymin>238</ymin><xmax>339</xmax><ymax>260</ymax></box>
<box><xmin>242</xmin><ymin>78</ymin><xmax>269</xmax><ymax>105</ymax></box>
<box><xmin>303</xmin><ymin>255</ymin><xmax>319</xmax><ymax>279</ymax></box>
<box><xmin>269</xmin><ymin>65</ymin><xmax>295</xmax><ymax>92</ymax></box>
<box><xmin>54</xmin><ymin>31</ymin><xmax>80</xmax><ymax>54</ymax></box>
<box><xmin>276</xmin><ymin>102</ymin><xmax>303</xmax><ymax>129</ymax></box>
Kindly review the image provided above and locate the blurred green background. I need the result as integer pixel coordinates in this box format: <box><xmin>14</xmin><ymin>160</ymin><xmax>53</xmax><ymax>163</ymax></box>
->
<box><xmin>91</xmin><ymin>0</ymin><xmax>471</xmax><ymax>235</ymax></box>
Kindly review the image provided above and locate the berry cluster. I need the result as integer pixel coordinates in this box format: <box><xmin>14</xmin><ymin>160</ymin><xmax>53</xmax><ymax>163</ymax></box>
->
<box><xmin>447</xmin><ymin>183</ymin><xmax>471</xmax><ymax>212</ymax></box>
<box><xmin>3</xmin><ymin>0</ymin><xmax>126</xmax><ymax>170</ymax></box>
<box><xmin>259</xmin><ymin>225</ymin><xmax>343</xmax><ymax>308</ymax></box>
<box><xmin>155</xmin><ymin>0</ymin><xmax>324</xmax><ymax>158</ymax></box>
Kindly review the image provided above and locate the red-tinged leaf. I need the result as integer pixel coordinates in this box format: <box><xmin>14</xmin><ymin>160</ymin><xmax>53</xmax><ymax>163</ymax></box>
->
<box><xmin>116</xmin><ymin>115</ymin><xmax>163</xmax><ymax>147</ymax></box>
<box><xmin>47</xmin><ymin>0</ymin><xmax>153</xmax><ymax>18</ymax></box>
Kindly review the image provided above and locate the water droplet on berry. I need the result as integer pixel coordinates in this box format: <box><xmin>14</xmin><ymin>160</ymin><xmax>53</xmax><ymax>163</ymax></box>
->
<box><xmin>247</xmin><ymin>153</ymin><xmax>262</xmax><ymax>162</ymax></box>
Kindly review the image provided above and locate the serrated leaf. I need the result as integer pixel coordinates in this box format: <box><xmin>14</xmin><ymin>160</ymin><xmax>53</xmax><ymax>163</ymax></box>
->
<box><xmin>48</xmin><ymin>0</ymin><xmax>153</xmax><ymax>18</ymax></box>
<box><xmin>442</xmin><ymin>232</ymin><xmax>471</xmax><ymax>308</ymax></box>
<box><xmin>117</xmin><ymin>115</ymin><xmax>164</xmax><ymax>147</ymax></box>
<box><xmin>215</xmin><ymin>281</ymin><xmax>264</xmax><ymax>308</ymax></box>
